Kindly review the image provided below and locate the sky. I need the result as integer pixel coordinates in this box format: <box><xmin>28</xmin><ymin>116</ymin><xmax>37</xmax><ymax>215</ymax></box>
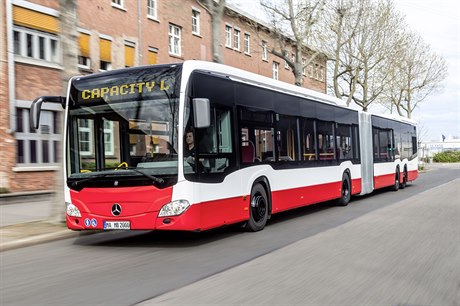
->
<box><xmin>228</xmin><ymin>0</ymin><xmax>460</xmax><ymax>141</ymax></box>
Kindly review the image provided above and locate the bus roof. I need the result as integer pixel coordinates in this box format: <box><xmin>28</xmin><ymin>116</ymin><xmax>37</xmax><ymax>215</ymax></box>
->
<box><xmin>182</xmin><ymin>60</ymin><xmax>346</xmax><ymax>107</ymax></box>
<box><xmin>182</xmin><ymin>60</ymin><xmax>417</xmax><ymax>126</ymax></box>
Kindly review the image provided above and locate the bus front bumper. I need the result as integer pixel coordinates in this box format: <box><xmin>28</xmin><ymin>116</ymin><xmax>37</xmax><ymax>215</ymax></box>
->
<box><xmin>66</xmin><ymin>204</ymin><xmax>202</xmax><ymax>232</ymax></box>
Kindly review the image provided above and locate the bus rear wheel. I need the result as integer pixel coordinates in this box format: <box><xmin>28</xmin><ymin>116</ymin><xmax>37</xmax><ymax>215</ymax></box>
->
<box><xmin>336</xmin><ymin>173</ymin><xmax>351</xmax><ymax>206</ymax></box>
<box><xmin>400</xmin><ymin>168</ymin><xmax>408</xmax><ymax>189</ymax></box>
<box><xmin>245</xmin><ymin>184</ymin><xmax>268</xmax><ymax>232</ymax></box>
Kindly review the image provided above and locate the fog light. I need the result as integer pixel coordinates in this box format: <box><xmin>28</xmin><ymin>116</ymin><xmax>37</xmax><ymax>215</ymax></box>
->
<box><xmin>66</xmin><ymin>202</ymin><xmax>81</xmax><ymax>217</ymax></box>
<box><xmin>158</xmin><ymin>200</ymin><xmax>190</xmax><ymax>217</ymax></box>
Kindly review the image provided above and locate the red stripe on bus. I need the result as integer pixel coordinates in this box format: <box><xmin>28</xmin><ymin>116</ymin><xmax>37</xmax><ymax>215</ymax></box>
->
<box><xmin>407</xmin><ymin>170</ymin><xmax>418</xmax><ymax>181</ymax></box>
<box><xmin>374</xmin><ymin>173</ymin><xmax>396</xmax><ymax>189</ymax></box>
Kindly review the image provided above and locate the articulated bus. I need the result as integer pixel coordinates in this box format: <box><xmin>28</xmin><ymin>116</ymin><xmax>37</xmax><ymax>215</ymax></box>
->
<box><xmin>30</xmin><ymin>61</ymin><xmax>418</xmax><ymax>232</ymax></box>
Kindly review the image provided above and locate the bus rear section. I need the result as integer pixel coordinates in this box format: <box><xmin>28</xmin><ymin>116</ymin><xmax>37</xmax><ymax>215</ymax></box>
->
<box><xmin>368</xmin><ymin>114</ymin><xmax>418</xmax><ymax>192</ymax></box>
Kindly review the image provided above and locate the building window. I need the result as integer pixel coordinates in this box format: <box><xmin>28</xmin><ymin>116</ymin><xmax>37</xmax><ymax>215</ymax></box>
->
<box><xmin>99</xmin><ymin>36</ymin><xmax>112</xmax><ymax>71</ymax></box>
<box><xmin>319</xmin><ymin>66</ymin><xmax>325</xmax><ymax>82</ymax></box>
<box><xmin>244</xmin><ymin>33</ymin><xmax>250</xmax><ymax>54</ymax></box>
<box><xmin>78</xmin><ymin>119</ymin><xmax>93</xmax><ymax>155</ymax></box>
<box><xmin>309</xmin><ymin>64</ymin><xmax>314</xmax><ymax>78</ymax></box>
<box><xmin>225</xmin><ymin>25</ymin><xmax>232</xmax><ymax>48</ymax></box>
<box><xmin>78</xmin><ymin>56</ymin><xmax>90</xmax><ymax>68</ymax></box>
<box><xmin>103</xmin><ymin>121</ymin><xmax>114</xmax><ymax>156</ymax></box>
<box><xmin>16</xmin><ymin>108</ymin><xmax>60</xmax><ymax>165</ymax></box>
<box><xmin>233</xmin><ymin>29</ymin><xmax>240</xmax><ymax>51</ymax></box>
<box><xmin>124</xmin><ymin>41</ymin><xmax>135</xmax><ymax>67</ymax></box>
<box><xmin>273</xmin><ymin>62</ymin><xmax>279</xmax><ymax>80</ymax></box>
<box><xmin>169</xmin><ymin>24</ymin><xmax>181</xmax><ymax>56</ymax></box>
<box><xmin>147</xmin><ymin>0</ymin><xmax>157</xmax><ymax>19</ymax></box>
<box><xmin>100</xmin><ymin>61</ymin><xmax>111</xmax><ymax>71</ymax></box>
<box><xmin>302</xmin><ymin>58</ymin><xmax>307</xmax><ymax>76</ymax></box>
<box><xmin>192</xmin><ymin>9</ymin><xmax>200</xmax><ymax>35</ymax></box>
<box><xmin>13</xmin><ymin>27</ymin><xmax>60</xmax><ymax>64</ymax></box>
<box><xmin>112</xmin><ymin>0</ymin><xmax>124</xmax><ymax>8</ymax></box>
<box><xmin>78</xmin><ymin>31</ymin><xmax>91</xmax><ymax>69</ymax></box>
<box><xmin>262</xmin><ymin>41</ymin><xmax>268</xmax><ymax>61</ymax></box>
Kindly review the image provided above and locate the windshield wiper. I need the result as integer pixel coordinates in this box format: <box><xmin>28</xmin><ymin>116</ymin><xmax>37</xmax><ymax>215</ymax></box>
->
<box><xmin>70</xmin><ymin>173</ymin><xmax>111</xmax><ymax>188</ymax></box>
<box><xmin>125</xmin><ymin>167</ymin><xmax>164</xmax><ymax>184</ymax></box>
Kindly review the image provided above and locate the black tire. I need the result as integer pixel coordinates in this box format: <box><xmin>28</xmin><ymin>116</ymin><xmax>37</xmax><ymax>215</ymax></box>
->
<box><xmin>400</xmin><ymin>168</ymin><xmax>407</xmax><ymax>189</ymax></box>
<box><xmin>245</xmin><ymin>184</ymin><xmax>269</xmax><ymax>232</ymax></box>
<box><xmin>391</xmin><ymin>169</ymin><xmax>400</xmax><ymax>191</ymax></box>
<box><xmin>336</xmin><ymin>173</ymin><xmax>351</xmax><ymax>206</ymax></box>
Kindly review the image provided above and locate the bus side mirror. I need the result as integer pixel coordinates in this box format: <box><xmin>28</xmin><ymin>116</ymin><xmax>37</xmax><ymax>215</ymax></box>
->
<box><xmin>192</xmin><ymin>98</ymin><xmax>210</xmax><ymax>128</ymax></box>
<box><xmin>29</xmin><ymin>96</ymin><xmax>66</xmax><ymax>130</ymax></box>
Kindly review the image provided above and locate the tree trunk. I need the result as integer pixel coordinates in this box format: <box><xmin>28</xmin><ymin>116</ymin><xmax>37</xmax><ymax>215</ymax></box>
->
<box><xmin>205</xmin><ymin>0</ymin><xmax>225</xmax><ymax>63</ymax></box>
<box><xmin>52</xmin><ymin>0</ymin><xmax>78</xmax><ymax>223</ymax></box>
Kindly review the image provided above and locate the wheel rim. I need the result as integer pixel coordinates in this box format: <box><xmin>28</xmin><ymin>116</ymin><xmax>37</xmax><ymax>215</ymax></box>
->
<box><xmin>251</xmin><ymin>193</ymin><xmax>267</xmax><ymax>223</ymax></box>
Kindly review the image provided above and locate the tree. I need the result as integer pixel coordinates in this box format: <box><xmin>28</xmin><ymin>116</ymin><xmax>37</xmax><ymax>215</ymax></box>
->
<box><xmin>323</xmin><ymin>0</ymin><xmax>363</xmax><ymax>106</ymax></box>
<box><xmin>260</xmin><ymin>0</ymin><xmax>326</xmax><ymax>86</ymax></box>
<box><xmin>51</xmin><ymin>0</ymin><xmax>78</xmax><ymax>223</ymax></box>
<box><xmin>383</xmin><ymin>32</ymin><xmax>448</xmax><ymax>118</ymax></box>
<box><xmin>327</xmin><ymin>0</ymin><xmax>404</xmax><ymax>111</ymax></box>
<box><xmin>197</xmin><ymin>0</ymin><xmax>226</xmax><ymax>63</ymax></box>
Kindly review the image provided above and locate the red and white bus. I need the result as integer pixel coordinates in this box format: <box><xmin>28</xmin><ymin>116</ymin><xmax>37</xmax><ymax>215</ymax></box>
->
<box><xmin>30</xmin><ymin>61</ymin><xmax>418</xmax><ymax>232</ymax></box>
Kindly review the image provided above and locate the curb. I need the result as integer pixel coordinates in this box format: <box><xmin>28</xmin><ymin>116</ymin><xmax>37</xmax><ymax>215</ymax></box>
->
<box><xmin>0</xmin><ymin>230</ymin><xmax>80</xmax><ymax>252</ymax></box>
<box><xmin>0</xmin><ymin>190</ymin><xmax>55</xmax><ymax>205</ymax></box>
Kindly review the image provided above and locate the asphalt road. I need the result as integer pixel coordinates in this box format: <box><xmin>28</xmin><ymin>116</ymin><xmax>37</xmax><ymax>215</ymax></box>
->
<box><xmin>1</xmin><ymin>164</ymin><xmax>459</xmax><ymax>306</ymax></box>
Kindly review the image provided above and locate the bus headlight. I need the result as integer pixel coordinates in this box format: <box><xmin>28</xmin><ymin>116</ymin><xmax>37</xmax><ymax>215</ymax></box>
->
<box><xmin>158</xmin><ymin>200</ymin><xmax>190</xmax><ymax>217</ymax></box>
<box><xmin>66</xmin><ymin>202</ymin><xmax>81</xmax><ymax>217</ymax></box>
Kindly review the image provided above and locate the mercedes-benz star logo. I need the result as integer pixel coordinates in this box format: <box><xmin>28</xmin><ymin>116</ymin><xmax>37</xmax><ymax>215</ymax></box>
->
<box><xmin>111</xmin><ymin>203</ymin><xmax>122</xmax><ymax>216</ymax></box>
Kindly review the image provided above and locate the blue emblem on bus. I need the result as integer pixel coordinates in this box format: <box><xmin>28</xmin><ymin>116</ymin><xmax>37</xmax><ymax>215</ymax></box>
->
<box><xmin>91</xmin><ymin>218</ymin><xmax>97</xmax><ymax>227</ymax></box>
<box><xmin>84</xmin><ymin>218</ymin><xmax>91</xmax><ymax>227</ymax></box>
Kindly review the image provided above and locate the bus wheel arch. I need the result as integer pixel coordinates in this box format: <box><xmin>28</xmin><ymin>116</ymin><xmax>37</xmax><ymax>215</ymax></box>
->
<box><xmin>245</xmin><ymin>177</ymin><xmax>271</xmax><ymax>232</ymax></box>
<box><xmin>337</xmin><ymin>170</ymin><xmax>351</xmax><ymax>206</ymax></box>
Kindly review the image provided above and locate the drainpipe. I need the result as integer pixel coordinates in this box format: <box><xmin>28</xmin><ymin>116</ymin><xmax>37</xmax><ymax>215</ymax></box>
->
<box><xmin>137</xmin><ymin>0</ymin><xmax>142</xmax><ymax>65</ymax></box>
<box><xmin>6</xmin><ymin>0</ymin><xmax>16</xmax><ymax>134</ymax></box>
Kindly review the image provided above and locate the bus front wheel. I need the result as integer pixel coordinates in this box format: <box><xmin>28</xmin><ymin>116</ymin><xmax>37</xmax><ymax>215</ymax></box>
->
<box><xmin>245</xmin><ymin>184</ymin><xmax>268</xmax><ymax>232</ymax></box>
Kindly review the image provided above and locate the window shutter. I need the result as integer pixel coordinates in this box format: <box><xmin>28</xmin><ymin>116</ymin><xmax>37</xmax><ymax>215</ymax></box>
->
<box><xmin>13</xmin><ymin>6</ymin><xmax>59</xmax><ymax>34</ymax></box>
<box><xmin>78</xmin><ymin>33</ymin><xmax>90</xmax><ymax>57</ymax></box>
<box><xmin>100</xmin><ymin>38</ymin><xmax>111</xmax><ymax>62</ymax></box>
<box><xmin>124</xmin><ymin>44</ymin><xmax>135</xmax><ymax>67</ymax></box>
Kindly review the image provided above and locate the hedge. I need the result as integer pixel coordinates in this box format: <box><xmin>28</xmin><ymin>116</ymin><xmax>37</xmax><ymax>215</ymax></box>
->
<box><xmin>432</xmin><ymin>151</ymin><xmax>460</xmax><ymax>163</ymax></box>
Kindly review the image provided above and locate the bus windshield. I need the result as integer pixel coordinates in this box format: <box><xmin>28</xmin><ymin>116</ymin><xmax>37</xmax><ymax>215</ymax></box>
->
<box><xmin>66</xmin><ymin>65</ymin><xmax>181</xmax><ymax>187</ymax></box>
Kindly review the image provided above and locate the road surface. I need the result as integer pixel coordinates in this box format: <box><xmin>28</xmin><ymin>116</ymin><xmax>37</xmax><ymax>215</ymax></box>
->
<box><xmin>1</xmin><ymin>164</ymin><xmax>458</xmax><ymax>305</ymax></box>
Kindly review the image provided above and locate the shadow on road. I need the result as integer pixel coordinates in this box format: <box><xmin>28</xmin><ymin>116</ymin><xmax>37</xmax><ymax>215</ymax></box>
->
<box><xmin>72</xmin><ymin>178</ymin><xmax>425</xmax><ymax>250</ymax></box>
<box><xmin>73</xmin><ymin>198</ymin><xmax>342</xmax><ymax>249</ymax></box>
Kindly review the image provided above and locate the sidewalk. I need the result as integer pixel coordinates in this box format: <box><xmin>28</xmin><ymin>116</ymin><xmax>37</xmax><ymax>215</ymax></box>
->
<box><xmin>0</xmin><ymin>192</ymin><xmax>78</xmax><ymax>252</ymax></box>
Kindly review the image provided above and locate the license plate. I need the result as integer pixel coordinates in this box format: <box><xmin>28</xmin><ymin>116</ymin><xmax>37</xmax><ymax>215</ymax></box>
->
<box><xmin>104</xmin><ymin>221</ymin><xmax>130</xmax><ymax>230</ymax></box>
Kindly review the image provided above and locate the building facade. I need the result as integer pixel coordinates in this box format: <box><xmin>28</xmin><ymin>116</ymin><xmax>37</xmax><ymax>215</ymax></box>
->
<box><xmin>0</xmin><ymin>0</ymin><xmax>327</xmax><ymax>193</ymax></box>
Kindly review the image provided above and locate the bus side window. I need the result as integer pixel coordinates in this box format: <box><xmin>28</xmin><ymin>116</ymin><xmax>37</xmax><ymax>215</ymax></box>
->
<box><xmin>196</xmin><ymin>107</ymin><xmax>234</xmax><ymax>173</ymax></box>
<box><xmin>301</xmin><ymin>119</ymin><xmax>315</xmax><ymax>161</ymax></box>
<box><xmin>277</xmin><ymin>115</ymin><xmax>298</xmax><ymax>161</ymax></box>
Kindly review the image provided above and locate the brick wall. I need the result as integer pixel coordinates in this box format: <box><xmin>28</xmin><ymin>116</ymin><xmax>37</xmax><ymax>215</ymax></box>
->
<box><xmin>2</xmin><ymin>0</ymin><xmax>328</xmax><ymax>193</ymax></box>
